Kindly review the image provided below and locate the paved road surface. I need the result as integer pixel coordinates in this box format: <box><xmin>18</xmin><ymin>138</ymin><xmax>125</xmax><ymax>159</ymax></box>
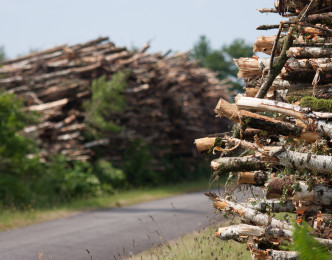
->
<box><xmin>0</xmin><ymin>191</ymin><xmax>222</xmax><ymax>260</ymax></box>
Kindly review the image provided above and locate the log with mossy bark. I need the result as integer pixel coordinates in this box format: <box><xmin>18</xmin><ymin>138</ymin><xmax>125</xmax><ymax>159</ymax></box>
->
<box><xmin>235</xmin><ymin>96</ymin><xmax>332</xmax><ymax>136</ymax></box>
<box><xmin>236</xmin><ymin>96</ymin><xmax>332</xmax><ymax>119</ymax></box>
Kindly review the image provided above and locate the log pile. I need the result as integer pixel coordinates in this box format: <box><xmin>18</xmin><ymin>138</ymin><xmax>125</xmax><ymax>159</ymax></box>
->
<box><xmin>0</xmin><ymin>37</ymin><xmax>230</xmax><ymax>162</ymax></box>
<box><xmin>195</xmin><ymin>1</ymin><xmax>332</xmax><ymax>259</ymax></box>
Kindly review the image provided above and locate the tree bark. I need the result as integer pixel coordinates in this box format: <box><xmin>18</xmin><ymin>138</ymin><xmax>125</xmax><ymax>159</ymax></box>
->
<box><xmin>236</xmin><ymin>96</ymin><xmax>332</xmax><ymax>119</ymax></box>
<box><xmin>237</xmin><ymin>171</ymin><xmax>269</xmax><ymax>186</ymax></box>
<box><xmin>304</xmin><ymin>12</ymin><xmax>332</xmax><ymax>24</ymax></box>
<box><xmin>251</xmin><ymin>249</ymin><xmax>298</xmax><ymax>260</ymax></box>
<box><xmin>245</xmin><ymin>200</ymin><xmax>296</xmax><ymax>213</ymax></box>
<box><xmin>234</xmin><ymin>57</ymin><xmax>332</xmax><ymax>79</ymax></box>
<box><xmin>216</xmin><ymin>224</ymin><xmax>293</xmax><ymax>242</ymax></box>
<box><xmin>215</xmin><ymin>98</ymin><xmax>305</xmax><ymax>139</ymax></box>
<box><xmin>206</xmin><ymin>193</ymin><xmax>292</xmax><ymax>230</ymax></box>
<box><xmin>287</xmin><ymin>47</ymin><xmax>332</xmax><ymax>58</ymax></box>
<box><xmin>270</xmin><ymin>147</ymin><xmax>332</xmax><ymax>174</ymax></box>
<box><xmin>211</xmin><ymin>156</ymin><xmax>267</xmax><ymax>175</ymax></box>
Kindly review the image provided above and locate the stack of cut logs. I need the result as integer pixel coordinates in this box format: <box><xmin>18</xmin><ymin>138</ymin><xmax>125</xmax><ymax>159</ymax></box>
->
<box><xmin>195</xmin><ymin>1</ymin><xmax>332</xmax><ymax>259</ymax></box>
<box><xmin>0</xmin><ymin>37</ymin><xmax>230</xmax><ymax>163</ymax></box>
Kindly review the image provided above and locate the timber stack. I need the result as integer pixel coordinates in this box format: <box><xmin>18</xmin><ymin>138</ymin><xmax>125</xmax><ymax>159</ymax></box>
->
<box><xmin>195</xmin><ymin>0</ymin><xmax>332</xmax><ymax>259</ymax></box>
<box><xmin>0</xmin><ymin>37</ymin><xmax>230</xmax><ymax>164</ymax></box>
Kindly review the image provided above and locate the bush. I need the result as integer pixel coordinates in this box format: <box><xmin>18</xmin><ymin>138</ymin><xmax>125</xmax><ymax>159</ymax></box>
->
<box><xmin>94</xmin><ymin>159</ymin><xmax>126</xmax><ymax>190</ymax></box>
<box><xmin>123</xmin><ymin>140</ymin><xmax>159</xmax><ymax>186</ymax></box>
<box><xmin>0</xmin><ymin>93</ymin><xmax>42</xmax><ymax>206</ymax></box>
<box><xmin>84</xmin><ymin>73</ymin><xmax>128</xmax><ymax>138</ymax></box>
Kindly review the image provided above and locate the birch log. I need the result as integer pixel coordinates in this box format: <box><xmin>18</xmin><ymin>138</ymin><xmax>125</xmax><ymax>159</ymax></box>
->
<box><xmin>206</xmin><ymin>193</ymin><xmax>292</xmax><ymax>230</ymax></box>
<box><xmin>235</xmin><ymin>96</ymin><xmax>332</xmax><ymax>137</ymax></box>
<box><xmin>266</xmin><ymin>178</ymin><xmax>332</xmax><ymax>203</ymax></box>
<box><xmin>251</xmin><ymin>249</ymin><xmax>298</xmax><ymax>260</ymax></box>
<box><xmin>234</xmin><ymin>57</ymin><xmax>332</xmax><ymax>79</ymax></box>
<box><xmin>236</xmin><ymin>96</ymin><xmax>332</xmax><ymax>119</ymax></box>
<box><xmin>215</xmin><ymin>98</ymin><xmax>312</xmax><ymax>140</ymax></box>
<box><xmin>244</xmin><ymin>200</ymin><xmax>296</xmax><ymax>213</ymax></box>
<box><xmin>270</xmin><ymin>147</ymin><xmax>332</xmax><ymax>174</ymax></box>
<box><xmin>216</xmin><ymin>224</ymin><xmax>292</xmax><ymax>242</ymax></box>
<box><xmin>286</xmin><ymin>47</ymin><xmax>332</xmax><ymax>58</ymax></box>
<box><xmin>211</xmin><ymin>156</ymin><xmax>267</xmax><ymax>175</ymax></box>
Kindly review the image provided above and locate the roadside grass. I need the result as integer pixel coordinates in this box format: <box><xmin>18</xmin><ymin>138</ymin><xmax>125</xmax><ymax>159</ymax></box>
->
<box><xmin>129</xmin><ymin>209</ymin><xmax>297</xmax><ymax>260</ymax></box>
<box><xmin>0</xmin><ymin>178</ymin><xmax>215</xmax><ymax>232</ymax></box>
<box><xmin>129</xmin><ymin>220</ymin><xmax>251</xmax><ymax>260</ymax></box>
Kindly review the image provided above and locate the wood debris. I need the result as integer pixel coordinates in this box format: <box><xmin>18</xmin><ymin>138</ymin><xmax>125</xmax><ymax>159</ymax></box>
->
<box><xmin>196</xmin><ymin>1</ymin><xmax>332</xmax><ymax>259</ymax></box>
<box><xmin>0</xmin><ymin>37</ymin><xmax>230</xmax><ymax>163</ymax></box>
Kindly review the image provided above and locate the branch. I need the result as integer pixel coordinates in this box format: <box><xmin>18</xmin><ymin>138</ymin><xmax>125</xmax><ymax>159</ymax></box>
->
<box><xmin>255</xmin><ymin>26</ymin><xmax>293</xmax><ymax>98</ymax></box>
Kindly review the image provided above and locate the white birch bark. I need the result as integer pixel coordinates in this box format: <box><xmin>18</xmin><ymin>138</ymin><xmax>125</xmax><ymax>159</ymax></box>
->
<box><xmin>234</xmin><ymin>57</ymin><xmax>332</xmax><ymax>79</ymax></box>
<box><xmin>235</xmin><ymin>96</ymin><xmax>332</xmax><ymax>119</ymax></box>
<box><xmin>207</xmin><ymin>194</ymin><xmax>292</xmax><ymax>230</ymax></box>
<box><xmin>216</xmin><ymin>224</ymin><xmax>292</xmax><ymax>241</ymax></box>
<box><xmin>244</xmin><ymin>200</ymin><xmax>296</xmax><ymax>213</ymax></box>
<box><xmin>251</xmin><ymin>249</ymin><xmax>298</xmax><ymax>260</ymax></box>
<box><xmin>270</xmin><ymin>148</ymin><xmax>332</xmax><ymax>174</ymax></box>
<box><xmin>292</xmin><ymin>182</ymin><xmax>332</xmax><ymax>206</ymax></box>
<box><xmin>287</xmin><ymin>47</ymin><xmax>332</xmax><ymax>58</ymax></box>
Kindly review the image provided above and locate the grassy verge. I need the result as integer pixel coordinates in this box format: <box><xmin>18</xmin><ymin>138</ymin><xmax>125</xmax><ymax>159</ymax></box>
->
<box><xmin>129</xmin><ymin>221</ymin><xmax>251</xmax><ymax>260</ymax></box>
<box><xmin>0</xmin><ymin>178</ymin><xmax>213</xmax><ymax>232</ymax></box>
<box><xmin>129</xmin><ymin>211</ymin><xmax>296</xmax><ymax>259</ymax></box>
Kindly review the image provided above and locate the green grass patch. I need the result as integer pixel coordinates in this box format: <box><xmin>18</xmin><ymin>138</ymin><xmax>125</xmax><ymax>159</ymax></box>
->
<box><xmin>129</xmin><ymin>220</ymin><xmax>251</xmax><ymax>260</ymax></box>
<box><xmin>0</xmin><ymin>178</ymin><xmax>213</xmax><ymax>232</ymax></box>
<box><xmin>129</xmin><ymin>210</ymin><xmax>296</xmax><ymax>259</ymax></box>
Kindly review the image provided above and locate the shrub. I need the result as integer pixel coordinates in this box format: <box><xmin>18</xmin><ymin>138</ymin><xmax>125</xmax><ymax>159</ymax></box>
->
<box><xmin>0</xmin><ymin>93</ymin><xmax>41</xmax><ymax>206</ymax></box>
<box><xmin>94</xmin><ymin>159</ymin><xmax>126</xmax><ymax>190</ymax></box>
<box><xmin>84</xmin><ymin>73</ymin><xmax>128</xmax><ymax>138</ymax></box>
<box><xmin>123</xmin><ymin>140</ymin><xmax>159</xmax><ymax>186</ymax></box>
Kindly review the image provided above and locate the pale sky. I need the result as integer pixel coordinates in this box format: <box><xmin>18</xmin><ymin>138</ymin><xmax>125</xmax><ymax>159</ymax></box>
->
<box><xmin>0</xmin><ymin>0</ymin><xmax>282</xmax><ymax>58</ymax></box>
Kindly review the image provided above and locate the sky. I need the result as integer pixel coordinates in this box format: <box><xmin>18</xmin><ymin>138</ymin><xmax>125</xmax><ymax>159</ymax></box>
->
<box><xmin>0</xmin><ymin>0</ymin><xmax>283</xmax><ymax>59</ymax></box>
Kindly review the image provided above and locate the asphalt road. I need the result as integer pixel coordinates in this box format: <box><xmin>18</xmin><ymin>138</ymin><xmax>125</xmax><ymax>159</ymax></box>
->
<box><xmin>0</xmin><ymin>191</ymin><xmax>222</xmax><ymax>260</ymax></box>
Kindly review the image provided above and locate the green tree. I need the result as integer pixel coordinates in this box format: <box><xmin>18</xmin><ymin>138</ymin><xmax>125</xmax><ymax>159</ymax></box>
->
<box><xmin>83</xmin><ymin>72</ymin><xmax>128</xmax><ymax>137</ymax></box>
<box><xmin>0</xmin><ymin>93</ymin><xmax>42</xmax><ymax>205</ymax></box>
<box><xmin>0</xmin><ymin>46</ymin><xmax>6</xmax><ymax>62</ymax></box>
<box><xmin>191</xmin><ymin>36</ymin><xmax>254</xmax><ymax>92</ymax></box>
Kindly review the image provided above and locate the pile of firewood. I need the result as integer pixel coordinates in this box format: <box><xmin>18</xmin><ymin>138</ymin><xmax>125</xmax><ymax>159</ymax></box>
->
<box><xmin>0</xmin><ymin>37</ymin><xmax>230</xmax><ymax>163</ymax></box>
<box><xmin>195</xmin><ymin>1</ymin><xmax>332</xmax><ymax>259</ymax></box>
